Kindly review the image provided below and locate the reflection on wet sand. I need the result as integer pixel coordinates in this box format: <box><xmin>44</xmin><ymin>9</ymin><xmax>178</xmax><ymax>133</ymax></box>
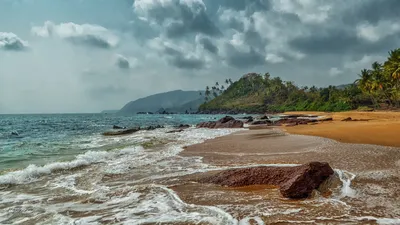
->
<box><xmin>175</xmin><ymin>129</ymin><xmax>400</xmax><ymax>224</ymax></box>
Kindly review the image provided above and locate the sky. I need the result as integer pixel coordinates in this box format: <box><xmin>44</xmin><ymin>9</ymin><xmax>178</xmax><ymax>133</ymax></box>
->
<box><xmin>1</xmin><ymin>0</ymin><xmax>399</xmax><ymax>113</ymax></box>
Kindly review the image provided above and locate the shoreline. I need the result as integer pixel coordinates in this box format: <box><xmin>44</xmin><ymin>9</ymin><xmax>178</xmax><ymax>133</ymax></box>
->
<box><xmin>172</xmin><ymin>119</ymin><xmax>400</xmax><ymax>223</ymax></box>
<box><xmin>282</xmin><ymin>111</ymin><xmax>400</xmax><ymax>147</ymax></box>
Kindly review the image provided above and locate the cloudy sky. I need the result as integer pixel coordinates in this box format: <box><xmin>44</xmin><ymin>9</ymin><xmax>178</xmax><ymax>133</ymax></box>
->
<box><xmin>1</xmin><ymin>0</ymin><xmax>399</xmax><ymax>113</ymax></box>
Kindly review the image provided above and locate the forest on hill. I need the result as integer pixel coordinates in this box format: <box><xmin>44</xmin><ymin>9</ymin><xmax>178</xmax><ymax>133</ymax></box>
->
<box><xmin>199</xmin><ymin>48</ymin><xmax>400</xmax><ymax>113</ymax></box>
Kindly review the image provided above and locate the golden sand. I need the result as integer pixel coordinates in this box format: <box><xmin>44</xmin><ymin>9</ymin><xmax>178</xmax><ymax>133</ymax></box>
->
<box><xmin>282</xmin><ymin>111</ymin><xmax>400</xmax><ymax>147</ymax></box>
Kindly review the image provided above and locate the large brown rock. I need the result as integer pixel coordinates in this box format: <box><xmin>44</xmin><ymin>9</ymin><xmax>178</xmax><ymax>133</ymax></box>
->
<box><xmin>199</xmin><ymin>162</ymin><xmax>334</xmax><ymax>199</ymax></box>
<box><xmin>196</xmin><ymin>116</ymin><xmax>244</xmax><ymax>129</ymax></box>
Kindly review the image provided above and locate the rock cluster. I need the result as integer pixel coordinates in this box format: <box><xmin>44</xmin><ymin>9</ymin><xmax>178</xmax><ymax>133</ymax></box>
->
<box><xmin>199</xmin><ymin>162</ymin><xmax>334</xmax><ymax>199</ymax></box>
<box><xmin>196</xmin><ymin>116</ymin><xmax>244</xmax><ymax>129</ymax></box>
<box><xmin>103</xmin><ymin>125</ymin><xmax>165</xmax><ymax>136</ymax></box>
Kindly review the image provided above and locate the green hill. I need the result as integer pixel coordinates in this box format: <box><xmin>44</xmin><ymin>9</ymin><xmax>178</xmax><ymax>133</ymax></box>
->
<box><xmin>199</xmin><ymin>73</ymin><xmax>372</xmax><ymax>113</ymax></box>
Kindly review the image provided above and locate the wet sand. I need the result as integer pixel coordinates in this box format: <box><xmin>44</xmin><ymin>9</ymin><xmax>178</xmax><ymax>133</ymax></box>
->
<box><xmin>283</xmin><ymin>111</ymin><xmax>400</xmax><ymax>147</ymax></box>
<box><xmin>172</xmin><ymin>128</ymin><xmax>400</xmax><ymax>224</ymax></box>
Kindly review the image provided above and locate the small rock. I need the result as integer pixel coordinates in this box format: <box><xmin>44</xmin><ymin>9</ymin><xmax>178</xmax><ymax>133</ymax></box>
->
<box><xmin>166</xmin><ymin>129</ymin><xmax>184</xmax><ymax>133</ymax></box>
<box><xmin>113</xmin><ymin>125</ymin><xmax>126</xmax><ymax>129</ymax></box>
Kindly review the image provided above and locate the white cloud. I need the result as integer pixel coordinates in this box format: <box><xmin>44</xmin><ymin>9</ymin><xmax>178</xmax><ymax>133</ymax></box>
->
<box><xmin>271</xmin><ymin>0</ymin><xmax>332</xmax><ymax>24</ymax></box>
<box><xmin>265</xmin><ymin>53</ymin><xmax>284</xmax><ymax>63</ymax></box>
<box><xmin>356</xmin><ymin>20</ymin><xmax>400</xmax><ymax>42</ymax></box>
<box><xmin>0</xmin><ymin>32</ymin><xmax>29</xmax><ymax>51</ymax></box>
<box><xmin>31</xmin><ymin>21</ymin><xmax>119</xmax><ymax>49</ymax></box>
<box><xmin>344</xmin><ymin>55</ymin><xmax>386</xmax><ymax>71</ymax></box>
<box><xmin>328</xmin><ymin>67</ymin><xmax>342</xmax><ymax>77</ymax></box>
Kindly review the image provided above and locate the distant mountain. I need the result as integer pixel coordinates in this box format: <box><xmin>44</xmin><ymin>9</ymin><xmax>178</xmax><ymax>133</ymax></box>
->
<box><xmin>118</xmin><ymin>90</ymin><xmax>204</xmax><ymax>114</ymax></box>
<box><xmin>335</xmin><ymin>84</ymin><xmax>352</xmax><ymax>90</ymax></box>
<box><xmin>101</xmin><ymin>110</ymin><xmax>118</xmax><ymax>113</ymax></box>
<box><xmin>165</xmin><ymin>97</ymin><xmax>205</xmax><ymax>113</ymax></box>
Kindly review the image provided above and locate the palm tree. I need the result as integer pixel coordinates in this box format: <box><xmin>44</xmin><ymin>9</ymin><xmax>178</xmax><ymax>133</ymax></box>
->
<box><xmin>384</xmin><ymin>48</ymin><xmax>400</xmax><ymax>106</ymax></box>
<box><xmin>205</xmin><ymin>86</ymin><xmax>211</xmax><ymax>101</ymax></box>
<box><xmin>355</xmin><ymin>69</ymin><xmax>377</xmax><ymax>107</ymax></box>
<box><xmin>371</xmin><ymin>61</ymin><xmax>393</xmax><ymax>106</ymax></box>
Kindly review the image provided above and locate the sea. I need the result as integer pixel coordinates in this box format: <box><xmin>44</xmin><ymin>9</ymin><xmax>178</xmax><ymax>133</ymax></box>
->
<box><xmin>0</xmin><ymin>113</ymin><xmax>242</xmax><ymax>224</ymax></box>
<box><xmin>0</xmin><ymin>113</ymin><xmax>399</xmax><ymax>224</ymax></box>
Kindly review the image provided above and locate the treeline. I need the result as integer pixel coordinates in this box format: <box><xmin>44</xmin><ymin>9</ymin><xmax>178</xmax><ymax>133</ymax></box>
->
<box><xmin>199</xmin><ymin>48</ymin><xmax>400</xmax><ymax>113</ymax></box>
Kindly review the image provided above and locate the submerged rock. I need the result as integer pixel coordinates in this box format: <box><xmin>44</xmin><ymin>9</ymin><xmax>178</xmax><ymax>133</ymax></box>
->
<box><xmin>144</xmin><ymin>125</ymin><xmax>164</xmax><ymax>130</ymax></box>
<box><xmin>196</xmin><ymin>116</ymin><xmax>244</xmax><ymax>129</ymax></box>
<box><xmin>113</xmin><ymin>125</ymin><xmax>126</xmax><ymax>129</ymax></box>
<box><xmin>199</xmin><ymin>162</ymin><xmax>334</xmax><ymax>199</ymax></box>
<box><xmin>251</xmin><ymin>120</ymin><xmax>272</xmax><ymax>125</ymax></box>
<box><xmin>175</xmin><ymin>124</ymin><xmax>190</xmax><ymax>129</ymax></box>
<box><xmin>102</xmin><ymin>127</ymin><xmax>140</xmax><ymax>136</ymax></box>
<box><xmin>166</xmin><ymin>129</ymin><xmax>184</xmax><ymax>133</ymax></box>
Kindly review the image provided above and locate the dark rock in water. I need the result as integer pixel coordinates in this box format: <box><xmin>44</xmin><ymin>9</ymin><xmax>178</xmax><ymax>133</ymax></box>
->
<box><xmin>175</xmin><ymin>124</ymin><xmax>190</xmax><ymax>129</ymax></box>
<box><xmin>240</xmin><ymin>116</ymin><xmax>254</xmax><ymax>123</ymax></box>
<box><xmin>166</xmin><ymin>129</ymin><xmax>184</xmax><ymax>133</ymax></box>
<box><xmin>11</xmin><ymin>131</ymin><xmax>19</xmax><ymax>136</ymax></box>
<box><xmin>196</xmin><ymin>116</ymin><xmax>244</xmax><ymax>129</ymax></box>
<box><xmin>260</xmin><ymin>115</ymin><xmax>269</xmax><ymax>120</ymax></box>
<box><xmin>103</xmin><ymin>127</ymin><xmax>140</xmax><ymax>136</ymax></box>
<box><xmin>251</xmin><ymin>120</ymin><xmax>272</xmax><ymax>125</ymax></box>
<box><xmin>113</xmin><ymin>125</ymin><xmax>126</xmax><ymax>129</ymax></box>
<box><xmin>143</xmin><ymin>125</ymin><xmax>164</xmax><ymax>131</ymax></box>
<box><xmin>199</xmin><ymin>162</ymin><xmax>334</xmax><ymax>199</ymax></box>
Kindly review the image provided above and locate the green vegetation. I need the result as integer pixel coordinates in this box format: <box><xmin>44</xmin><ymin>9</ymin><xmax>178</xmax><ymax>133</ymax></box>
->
<box><xmin>200</xmin><ymin>49</ymin><xmax>400</xmax><ymax>113</ymax></box>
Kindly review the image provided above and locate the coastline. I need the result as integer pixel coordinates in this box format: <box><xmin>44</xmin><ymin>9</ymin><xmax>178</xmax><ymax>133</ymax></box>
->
<box><xmin>172</xmin><ymin>115</ymin><xmax>400</xmax><ymax>223</ymax></box>
<box><xmin>282</xmin><ymin>111</ymin><xmax>400</xmax><ymax>147</ymax></box>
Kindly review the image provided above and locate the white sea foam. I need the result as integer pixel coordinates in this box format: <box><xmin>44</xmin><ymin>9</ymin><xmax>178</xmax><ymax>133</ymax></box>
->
<box><xmin>0</xmin><ymin>146</ymin><xmax>143</xmax><ymax>185</ymax></box>
<box><xmin>0</xmin><ymin>128</ymin><xmax>238</xmax><ymax>185</ymax></box>
<box><xmin>356</xmin><ymin>216</ymin><xmax>400</xmax><ymax>225</ymax></box>
<box><xmin>114</xmin><ymin>185</ymin><xmax>238</xmax><ymax>225</ymax></box>
<box><xmin>335</xmin><ymin>169</ymin><xmax>356</xmax><ymax>198</ymax></box>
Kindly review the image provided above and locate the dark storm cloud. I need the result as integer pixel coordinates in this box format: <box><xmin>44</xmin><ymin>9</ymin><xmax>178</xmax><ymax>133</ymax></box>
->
<box><xmin>290</xmin><ymin>26</ymin><xmax>400</xmax><ymax>56</ymax></box>
<box><xmin>289</xmin><ymin>29</ymin><xmax>360</xmax><ymax>54</ymax></box>
<box><xmin>67</xmin><ymin>35</ymin><xmax>114</xmax><ymax>49</ymax></box>
<box><xmin>223</xmin><ymin>43</ymin><xmax>264</xmax><ymax>68</ymax></box>
<box><xmin>204</xmin><ymin>0</ymin><xmax>270</xmax><ymax>12</ymax></box>
<box><xmin>343</xmin><ymin>0</ymin><xmax>400</xmax><ymax>25</ymax></box>
<box><xmin>169</xmin><ymin>56</ymin><xmax>205</xmax><ymax>70</ymax></box>
<box><xmin>116</xmin><ymin>55</ymin><xmax>130</xmax><ymax>69</ymax></box>
<box><xmin>164</xmin><ymin>9</ymin><xmax>221</xmax><ymax>38</ymax></box>
<box><xmin>197</xmin><ymin>36</ymin><xmax>218</xmax><ymax>54</ymax></box>
<box><xmin>133</xmin><ymin>0</ymin><xmax>221</xmax><ymax>38</ymax></box>
<box><xmin>163</xmin><ymin>45</ymin><xmax>205</xmax><ymax>70</ymax></box>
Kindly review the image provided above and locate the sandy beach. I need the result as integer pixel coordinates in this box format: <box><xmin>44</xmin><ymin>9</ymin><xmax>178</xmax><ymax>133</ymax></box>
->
<box><xmin>283</xmin><ymin>111</ymin><xmax>400</xmax><ymax>147</ymax></box>
<box><xmin>171</xmin><ymin>111</ymin><xmax>400</xmax><ymax>224</ymax></box>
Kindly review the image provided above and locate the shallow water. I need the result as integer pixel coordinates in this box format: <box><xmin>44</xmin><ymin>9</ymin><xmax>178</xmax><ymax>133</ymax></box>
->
<box><xmin>0</xmin><ymin>114</ymin><xmax>399</xmax><ymax>224</ymax></box>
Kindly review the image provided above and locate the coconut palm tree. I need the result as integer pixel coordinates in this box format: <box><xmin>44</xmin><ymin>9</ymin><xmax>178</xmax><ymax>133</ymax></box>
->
<box><xmin>384</xmin><ymin>48</ymin><xmax>400</xmax><ymax>106</ymax></box>
<box><xmin>355</xmin><ymin>69</ymin><xmax>378</xmax><ymax>107</ymax></box>
<box><xmin>205</xmin><ymin>86</ymin><xmax>211</xmax><ymax>101</ymax></box>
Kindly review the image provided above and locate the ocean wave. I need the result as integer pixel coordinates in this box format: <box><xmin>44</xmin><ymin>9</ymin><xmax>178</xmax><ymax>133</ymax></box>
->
<box><xmin>0</xmin><ymin>147</ymin><xmax>142</xmax><ymax>185</ymax></box>
<box><xmin>0</xmin><ymin>128</ymin><xmax>239</xmax><ymax>185</ymax></box>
